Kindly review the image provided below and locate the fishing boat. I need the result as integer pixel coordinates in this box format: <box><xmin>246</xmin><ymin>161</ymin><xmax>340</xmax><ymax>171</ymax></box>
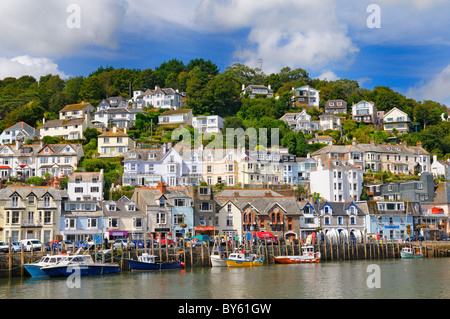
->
<box><xmin>225</xmin><ymin>251</ymin><xmax>264</xmax><ymax>268</ymax></box>
<box><xmin>272</xmin><ymin>245</ymin><xmax>321</xmax><ymax>264</ymax></box>
<box><xmin>210</xmin><ymin>248</ymin><xmax>227</xmax><ymax>267</ymax></box>
<box><xmin>400</xmin><ymin>246</ymin><xmax>423</xmax><ymax>259</ymax></box>
<box><xmin>40</xmin><ymin>254</ymin><xmax>120</xmax><ymax>277</ymax></box>
<box><xmin>24</xmin><ymin>254</ymin><xmax>68</xmax><ymax>277</ymax></box>
<box><xmin>127</xmin><ymin>253</ymin><xmax>185</xmax><ymax>271</ymax></box>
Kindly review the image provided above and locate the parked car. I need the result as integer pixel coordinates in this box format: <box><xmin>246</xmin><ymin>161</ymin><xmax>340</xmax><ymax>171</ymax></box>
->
<box><xmin>113</xmin><ymin>238</ymin><xmax>136</xmax><ymax>250</ymax></box>
<box><xmin>437</xmin><ymin>235</ymin><xmax>450</xmax><ymax>241</ymax></box>
<box><xmin>406</xmin><ymin>235</ymin><xmax>425</xmax><ymax>242</ymax></box>
<box><xmin>74</xmin><ymin>241</ymin><xmax>90</xmax><ymax>249</ymax></box>
<box><xmin>132</xmin><ymin>240</ymin><xmax>145</xmax><ymax>248</ymax></box>
<box><xmin>11</xmin><ymin>242</ymin><xmax>22</xmax><ymax>253</ymax></box>
<box><xmin>20</xmin><ymin>239</ymin><xmax>43</xmax><ymax>252</ymax></box>
<box><xmin>0</xmin><ymin>241</ymin><xmax>9</xmax><ymax>253</ymax></box>
<box><xmin>60</xmin><ymin>240</ymin><xmax>74</xmax><ymax>250</ymax></box>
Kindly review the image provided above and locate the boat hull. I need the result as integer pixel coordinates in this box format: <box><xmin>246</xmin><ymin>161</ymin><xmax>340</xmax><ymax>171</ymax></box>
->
<box><xmin>128</xmin><ymin>260</ymin><xmax>184</xmax><ymax>272</ymax></box>
<box><xmin>400</xmin><ymin>252</ymin><xmax>423</xmax><ymax>259</ymax></box>
<box><xmin>24</xmin><ymin>265</ymin><xmax>47</xmax><ymax>277</ymax></box>
<box><xmin>211</xmin><ymin>256</ymin><xmax>227</xmax><ymax>267</ymax></box>
<box><xmin>225</xmin><ymin>259</ymin><xmax>264</xmax><ymax>268</ymax></box>
<box><xmin>42</xmin><ymin>264</ymin><xmax>120</xmax><ymax>277</ymax></box>
<box><xmin>272</xmin><ymin>256</ymin><xmax>320</xmax><ymax>264</ymax></box>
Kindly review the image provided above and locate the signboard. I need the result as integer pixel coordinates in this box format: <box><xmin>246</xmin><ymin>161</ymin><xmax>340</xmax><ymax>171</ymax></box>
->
<box><xmin>155</xmin><ymin>228</ymin><xmax>170</xmax><ymax>232</ymax></box>
<box><xmin>195</xmin><ymin>226</ymin><xmax>214</xmax><ymax>231</ymax></box>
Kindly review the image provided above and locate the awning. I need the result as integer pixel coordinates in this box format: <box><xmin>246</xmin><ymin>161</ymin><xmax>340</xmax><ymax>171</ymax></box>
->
<box><xmin>0</xmin><ymin>166</ymin><xmax>11</xmax><ymax>169</ymax></box>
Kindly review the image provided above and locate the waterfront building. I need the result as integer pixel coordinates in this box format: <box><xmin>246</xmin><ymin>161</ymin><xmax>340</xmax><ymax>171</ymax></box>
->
<box><xmin>378</xmin><ymin>172</ymin><xmax>434</xmax><ymax>202</ymax></box>
<box><xmin>418</xmin><ymin>182</ymin><xmax>450</xmax><ymax>239</ymax></box>
<box><xmin>131</xmin><ymin>183</ymin><xmax>194</xmax><ymax>239</ymax></box>
<box><xmin>296</xmin><ymin>155</ymin><xmax>317</xmax><ymax>184</ymax></box>
<box><xmin>309</xmin><ymin>158</ymin><xmax>364</xmax><ymax>202</ymax></box>
<box><xmin>102</xmin><ymin>196</ymin><xmax>146</xmax><ymax>241</ymax></box>
<box><xmin>0</xmin><ymin>186</ymin><xmax>62</xmax><ymax>244</ymax></box>
<box><xmin>214</xmin><ymin>189</ymin><xmax>301</xmax><ymax>239</ymax></box>
<box><xmin>202</xmin><ymin>148</ymin><xmax>242</xmax><ymax>186</ymax></box>
<box><xmin>0</xmin><ymin>122</ymin><xmax>39</xmax><ymax>145</ymax></box>
<box><xmin>122</xmin><ymin>148</ymin><xmax>165</xmax><ymax>187</ymax></box>
<box><xmin>191</xmin><ymin>185</ymin><xmax>216</xmax><ymax>237</ymax></box>
<box><xmin>298</xmin><ymin>201</ymin><xmax>320</xmax><ymax>240</ymax></box>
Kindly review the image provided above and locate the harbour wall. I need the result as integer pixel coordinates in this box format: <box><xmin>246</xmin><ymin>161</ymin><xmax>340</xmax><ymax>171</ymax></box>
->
<box><xmin>1</xmin><ymin>241</ymin><xmax>450</xmax><ymax>278</ymax></box>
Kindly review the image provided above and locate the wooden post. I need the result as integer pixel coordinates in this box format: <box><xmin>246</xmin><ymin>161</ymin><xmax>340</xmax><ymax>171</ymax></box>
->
<box><xmin>190</xmin><ymin>241</ymin><xmax>193</xmax><ymax>267</ymax></box>
<box><xmin>120</xmin><ymin>242</ymin><xmax>123</xmax><ymax>270</ymax></box>
<box><xmin>201</xmin><ymin>241</ymin><xmax>204</xmax><ymax>266</ymax></box>
<box><xmin>21</xmin><ymin>244</ymin><xmax>24</xmax><ymax>277</ymax></box>
<box><xmin>8</xmin><ymin>237</ymin><xmax>12</xmax><ymax>277</ymax></box>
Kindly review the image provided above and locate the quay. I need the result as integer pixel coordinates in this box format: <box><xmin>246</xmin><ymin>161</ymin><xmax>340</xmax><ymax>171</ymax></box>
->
<box><xmin>1</xmin><ymin>240</ymin><xmax>450</xmax><ymax>278</ymax></box>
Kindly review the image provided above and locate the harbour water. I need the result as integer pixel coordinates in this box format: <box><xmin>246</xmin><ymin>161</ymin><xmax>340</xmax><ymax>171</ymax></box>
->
<box><xmin>0</xmin><ymin>258</ymin><xmax>448</xmax><ymax>299</ymax></box>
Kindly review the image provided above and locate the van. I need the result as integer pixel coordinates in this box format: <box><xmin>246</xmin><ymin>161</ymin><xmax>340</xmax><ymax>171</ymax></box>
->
<box><xmin>20</xmin><ymin>239</ymin><xmax>43</xmax><ymax>252</ymax></box>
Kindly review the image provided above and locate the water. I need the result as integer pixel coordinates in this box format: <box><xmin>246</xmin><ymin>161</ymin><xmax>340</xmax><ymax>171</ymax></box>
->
<box><xmin>0</xmin><ymin>259</ymin><xmax>449</xmax><ymax>299</ymax></box>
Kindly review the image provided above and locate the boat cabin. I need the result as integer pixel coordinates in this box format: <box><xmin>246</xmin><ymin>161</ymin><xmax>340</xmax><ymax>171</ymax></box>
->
<box><xmin>301</xmin><ymin>246</ymin><xmax>315</xmax><ymax>255</ymax></box>
<box><xmin>138</xmin><ymin>253</ymin><xmax>157</xmax><ymax>263</ymax></box>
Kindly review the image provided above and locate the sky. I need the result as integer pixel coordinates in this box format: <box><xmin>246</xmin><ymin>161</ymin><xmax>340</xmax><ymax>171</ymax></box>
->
<box><xmin>0</xmin><ymin>0</ymin><xmax>449</xmax><ymax>106</ymax></box>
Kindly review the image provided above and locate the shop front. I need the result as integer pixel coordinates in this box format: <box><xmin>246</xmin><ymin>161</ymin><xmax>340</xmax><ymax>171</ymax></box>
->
<box><xmin>195</xmin><ymin>226</ymin><xmax>215</xmax><ymax>237</ymax></box>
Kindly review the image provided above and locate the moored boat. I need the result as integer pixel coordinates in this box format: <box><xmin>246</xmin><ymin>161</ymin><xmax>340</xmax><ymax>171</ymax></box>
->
<box><xmin>400</xmin><ymin>247</ymin><xmax>423</xmax><ymax>259</ymax></box>
<box><xmin>272</xmin><ymin>245</ymin><xmax>321</xmax><ymax>264</ymax></box>
<box><xmin>225</xmin><ymin>251</ymin><xmax>264</xmax><ymax>268</ymax></box>
<box><xmin>24</xmin><ymin>254</ymin><xmax>68</xmax><ymax>277</ymax></box>
<box><xmin>210</xmin><ymin>244</ymin><xmax>227</xmax><ymax>267</ymax></box>
<box><xmin>127</xmin><ymin>253</ymin><xmax>185</xmax><ymax>271</ymax></box>
<box><xmin>41</xmin><ymin>254</ymin><xmax>120</xmax><ymax>277</ymax></box>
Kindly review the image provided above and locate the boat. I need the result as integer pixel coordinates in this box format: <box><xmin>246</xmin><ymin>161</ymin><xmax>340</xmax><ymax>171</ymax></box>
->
<box><xmin>24</xmin><ymin>254</ymin><xmax>68</xmax><ymax>277</ymax></box>
<box><xmin>127</xmin><ymin>253</ymin><xmax>185</xmax><ymax>271</ymax></box>
<box><xmin>272</xmin><ymin>245</ymin><xmax>321</xmax><ymax>264</ymax></box>
<box><xmin>225</xmin><ymin>251</ymin><xmax>264</xmax><ymax>268</ymax></box>
<box><xmin>40</xmin><ymin>254</ymin><xmax>120</xmax><ymax>277</ymax></box>
<box><xmin>210</xmin><ymin>243</ymin><xmax>227</xmax><ymax>267</ymax></box>
<box><xmin>400</xmin><ymin>246</ymin><xmax>423</xmax><ymax>259</ymax></box>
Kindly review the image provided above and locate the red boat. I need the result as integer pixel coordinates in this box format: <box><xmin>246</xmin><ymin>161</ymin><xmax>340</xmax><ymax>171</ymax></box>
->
<box><xmin>272</xmin><ymin>246</ymin><xmax>321</xmax><ymax>264</ymax></box>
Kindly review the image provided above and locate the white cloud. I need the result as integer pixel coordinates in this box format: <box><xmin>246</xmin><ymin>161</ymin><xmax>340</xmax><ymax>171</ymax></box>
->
<box><xmin>407</xmin><ymin>64</ymin><xmax>450</xmax><ymax>106</ymax></box>
<box><xmin>195</xmin><ymin>0</ymin><xmax>359</xmax><ymax>74</ymax></box>
<box><xmin>0</xmin><ymin>0</ymin><xmax>128</xmax><ymax>57</ymax></box>
<box><xmin>0</xmin><ymin>56</ymin><xmax>69</xmax><ymax>80</ymax></box>
<box><xmin>317</xmin><ymin>70</ymin><xmax>340</xmax><ymax>81</ymax></box>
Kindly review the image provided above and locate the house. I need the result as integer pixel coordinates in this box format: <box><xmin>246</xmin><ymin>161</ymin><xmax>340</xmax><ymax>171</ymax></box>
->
<box><xmin>239</xmin><ymin>149</ymin><xmax>283</xmax><ymax>187</ymax></box>
<box><xmin>97</xmin><ymin>97</ymin><xmax>128</xmax><ymax>110</ymax></box>
<box><xmin>103</xmin><ymin>196</ymin><xmax>146</xmax><ymax>242</ymax></box>
<box><xmin>319</xmin><ymin>114</ymin><xmax>342</xmax><ymax>131</ymax></box>
<box><xmin>307</xmin><ymin>135</ymin><xmax>333</xmax><ymax>145</ymax></box>
<box><xmin>293</xmin><ymin>85</ymin><xmax>320</xmax><ymax>108</ymax></box>
<box><xmin>215</xmin><ymin>199</ymin><xmax>242</xmax><ymax>239</ymax></box>
<box><xmin>131</xmin><ymin>183</ymin><xmax>194</xmax><ymax>238</ymax></box>
<box><xmin>192</xmin><ymin>115</ymin><xmax>224</xmax><ymax>133</ymax></box>
<box><xmin>202</xmin><ymin>148</ymin><xmax>242</xmax><ymax>186</ymax></box>
<box><xmin>0</xmin><ymin>186</ymin><xmax>63</xmax><ymax>244</ymax></box>
<box><xmin>67</xmin><ymin>170</ymin><xmax>104</xmax><ymax>201</ymax></box>
<box><xmin>280</xmin><ymin>110</ymin><xmax>318</xmax><ymax>134</ymax></box>
<box><xmin>420</xmin><ymin>182</ymin><xmax>450</xmax><ymax>237</ymax></box>
<box><xmin>0</xmin><ymin>122</ymin><xmax>40</xmax><ymax>145</ymax></box>
<box><xmin>98</xmin><ymin>127</ymin><xmax>135</xmax><ymax>158</ymax></box>
<box><xmin>351</xmin><ymin>100</ymin><xmax>378</xmax><ymax>125</ymax></box>
<box><xmin>122</xmin><ymin>148</ymin><xmax>166</xmax><ymax>187</ymax></box>
<box><xmin>191</xmin><ymin>185</ymin><xmax>216</xmax><ymax>237</ymax></box>
<box><xmin>214</xmin><ymin>189</ymin><xmax>302</xmax><ymax>239</ymax></box>
<box><xmin>324</xmin><ymin>99</ymin><xmax>347</xmax><ymax>114</ymax></box>
<box><xmin>130</xmin><ymin>86</ymin><xmax>185</xmax><ymax>110</ymax></box>
<box><xmin>365</xmin><ymin>201</ymin><xmax>421</xmax><ymax>242</ymax></box>
<box><xmin>158</xmin><ymin>109</ymin><xmax>193</xmax><ymax>127</ymax></box>
<box><xmin>309</xmin><ymin>158</ymin><xmax>364</xmax><ymax>202</ymax></box>
<box><xmin>379</xmin><ymin>172</ymin><xmax>434</xmax><ymax>202</ymax></box>
<box><xmin>431</xmin><ymin>154</ymin><xmax>450</xmax><ymax>180</ymax></box>
<box><xmin>382</xmin><ymin>107</ymin><xmax>412</xmax><ymax>134</ymax></box>
<box><xmin>242</xmin><ymin>84</ymin><xmax>274</xmax><ymax>99</ymax></box>
<box><xmin>93</xmin><ymin>107</ymin><xmax>146</xmax><ymax>128</ymax></box>
<box><xmin>40</xmin><ymin>102</ymin><xmax>95</xmax><ymax>140</ymax></box>
<box><xmin>315</xmin><ymin>201</ymin><xmax>367</xmax><ymax>243</ymax></box>
<box><xmin>296</xmin><ymin>155</ymin><xmax>317</xmax><ymax>183</ymax></box>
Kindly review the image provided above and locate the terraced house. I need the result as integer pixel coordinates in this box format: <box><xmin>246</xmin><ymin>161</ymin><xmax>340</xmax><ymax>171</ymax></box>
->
<box><xmin>0</xmin><ymin>186</ymin><xmax>63</xmax><ymax>244</ymax></box>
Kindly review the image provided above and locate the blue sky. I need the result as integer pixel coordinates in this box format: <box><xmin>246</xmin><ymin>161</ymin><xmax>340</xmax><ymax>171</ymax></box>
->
<box><xmin>0</xmin><ymin>0</ymin><xmax>449</xmax><ymax>106</ymax></box>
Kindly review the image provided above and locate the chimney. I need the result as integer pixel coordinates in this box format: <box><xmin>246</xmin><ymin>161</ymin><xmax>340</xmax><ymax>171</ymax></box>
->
<box><xmin>264</xmin><ymin>191</ymin><xmax>272</xmax><ymax>197</ymax></box>
<box><xmin>112</xmin><ymin>126</ymin><xmax>117</xmax><ymax>133</ymax></box>
<box><xmin>268</xmin><ymin>84</ymin><xmax>271</xmax><ymax>90</ymax></box>
<box><xmin>233</xmin><ymin>191</ymin><xmax>240</xmax><ymax>197</ymax></box>
<box><xmin>370</xmin><ymin>140</ymin><xmax>375</xmax><ymax>145</ymax></box>
<box><xmin>15</xmin><ymin>140</ymin><xmax>22</xmax><ymax>151</ymax></box>
<box><xmin>433</xmin><ymin>154</ymin><xmax>437</xmax><ymax>163</ymax></box>
<box><xmin>163</xmin><ymin>143</ymin><xmax>167</xmax><ymax>154</ymax></box>
<box><xmin>42</xmin><ymin>117</ymin><xmax>46</xmax><ymax>124</ymax></box>
<box><xmin>242</xmin><ymin>84</ymin><xmax>245</xmax><ymax>91</ymax></box>
<box><xmin>417</xmin><ymin>141</ymin><xmax>422</xmax><ymax>148</ymax></box>
<box><xmin>157</xmin><ymin>182</ymin><xmax>167</xmax><ymax>194</ymax></box>
<box><xmin>352</xmin><ymin>137</ymin><xmax>357</xmax><ymax>146</ymax></box>
<box><xmin>307</xmin><ymin>153</ymin><xmax>310</xmax><ymax>159</ymax></box>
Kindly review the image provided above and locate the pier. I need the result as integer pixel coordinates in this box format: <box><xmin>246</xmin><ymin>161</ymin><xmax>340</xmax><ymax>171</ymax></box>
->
<box><xmin>1</xmin><ymin>240</ymin><xmax>450</xmax><ymax>278</ymax></box>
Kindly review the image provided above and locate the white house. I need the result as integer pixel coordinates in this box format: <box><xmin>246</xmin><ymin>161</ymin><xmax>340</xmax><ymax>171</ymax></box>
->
<box><xmin>293</xmin><ymin>85</ymin><xmax>320</xmax><ymax>108</ymax></box>
<box><xmin>130</xmin><ymin>86</ymin><xmax>185</xmax><ymax>110</ymax></box>
<box><xmin>242</xmin><ymin>84</ymin><xmax>274</xmax><ymax>99</ymax></box>
<box><xmin>192</xmin><ymin>115</ymin><xmax>224</xmax><ymax>133</ymax></box>
<box><xmin>93</xmin><ymin>107</ymin><xmax>146</xmax><ymax>128</ymax></box>
<box><xmin>352</xmin><ymin>100</ymin><xmax>378</xmax><ymax>125</ymax></box>
<box><xmin>67</xmin><ymin>170</ymin><xmax>104</xmax><ymax>201</ymax></box>
<box><xmin>383</xmin><ymin>107</ymin><xmax>412</xmax><ymax>134</ymax></box>
<box><xmin>310</xmin><ymin>158</ymin><xmax>364</xmax><ymax>202</ymax></box>
<box><xmin>158</xmin><ymin>109</ymin><xmax>193</xmax><ymax>127</ymax></box>
<box><xmin>0</xmin><ymin>122</ymin><xmax>40</xmax><ymax>145</ymax></box>
<box><xmin>280</xmin><ymin>110</ymin><xmax>318</xmax><ymax>134</ymax></box>
<box><xmin>431</xmin><ymin>154</ymin><xmax>450</xmax><ymax>180</ymax></box>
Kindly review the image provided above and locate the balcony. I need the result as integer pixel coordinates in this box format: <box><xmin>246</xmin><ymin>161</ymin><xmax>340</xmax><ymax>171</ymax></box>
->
<box><xmin>21</xmin><ymin>219</ymin><xmax>43</xmax><ymax>228</ymax></box>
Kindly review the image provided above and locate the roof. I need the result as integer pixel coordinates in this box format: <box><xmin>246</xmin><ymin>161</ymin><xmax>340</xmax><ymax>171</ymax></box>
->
<box><xmin>132</xmin><ymin>186</ymin><xmax>191</xmax><ymax>207</ymax></box>
<box><xmin>68</xmin><ymin>171</ymin><xmax>103</xmax><ymax>183</ymax></box>
<box><xmin>102</xmin><ymin>196</ymin><xmax>144</xmax><ymax>217</ymax></box>
<box><xmin>60</xmin><ymin>102</ymin><xmax>93</xmax><ymax>113</ymax></box>
<box><xmin>310</xmin><ymin>158</ymin><xmax>362</xmax><ymax>171</ymax></box>
<box><xmin>159</xmin><ymin>109</ymin><xmax>193</xmax><ymax>116</ymax></box>
<box><xmin>3</xmin><ymin>122</ymin><xmax>39</xmax><ymax>135</ymax></box>
<box><xmin>98</xmin><ymin>128</ymin><xmax>129</xmax><ymax>138</ymax></box>
<box><xmin>0</xmin><ymin>186</ymin><xmax>63</xmax><ymax>200</ymax></box>
<box><xmin>40</xmin><ymin>118</ymin><xmax>85</xmax><ymax>128</ymax></box>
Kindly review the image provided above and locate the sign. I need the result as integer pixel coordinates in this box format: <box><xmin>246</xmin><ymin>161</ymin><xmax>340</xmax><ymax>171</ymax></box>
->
<box><xmin>384</xmin><ymin>225</ymin><xmax>399</xmax><ymax>229</ymax></box>
<box><xmin>109</xmin><ymin>231</ymin><xmax>127</xmax><ymax>237</ymax></box>
<box><xmin>155</xmin><ymin>228</ymin><xmax>170</xmax><ymax>232</ymax></box>
<box><xmin>195</xmin><ymin>226</ymin><xmax>214</xmax><ymax>231</ymax></box>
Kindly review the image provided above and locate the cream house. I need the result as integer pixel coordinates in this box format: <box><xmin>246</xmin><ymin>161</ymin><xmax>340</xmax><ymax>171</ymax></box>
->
<box><xmin>98</xmin><ymin>127</ymin><xmax>135</xmax><ymax>158</ymax></box>
<box><xmin>40</xmin><ymin>102</ymin><xmax>95</xmax><ymax>140</ymax></box>
<box><xmin>202</xmin><ymin>148</ymin><xmax>242</xmax><ymax>186</ymax></box>
<box><xmin>383</xmin><ymin>107</ymin><xmax>412</xmax><ymax>134</ymax></box>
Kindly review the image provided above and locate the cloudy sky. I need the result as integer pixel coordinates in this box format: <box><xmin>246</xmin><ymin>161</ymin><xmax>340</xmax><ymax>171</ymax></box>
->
<box><xmin>0</xmin><ymin>0</ymin><xmax>449</xmax><ymax>105</ymax></box>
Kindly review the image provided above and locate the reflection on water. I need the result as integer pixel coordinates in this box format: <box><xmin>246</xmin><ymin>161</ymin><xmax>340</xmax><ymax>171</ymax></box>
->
<box><xmin>0</xmin><ymin>259</ymin><xmax>449</xmax><ymax>299</ymax></box>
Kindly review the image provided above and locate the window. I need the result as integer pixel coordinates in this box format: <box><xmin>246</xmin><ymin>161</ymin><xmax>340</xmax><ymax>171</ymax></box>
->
<box><xmin>226</xmin><ymin>216</ymin><xmax>233</xmax><ymax>226</ymax></box>
<box><xmin>91</xmin><ymin>187</ymin><xmax>99</xmax><ymax>193</ymax></box>
<box><xmin>74</xmin><ymin>187</ymin><xmax>83</xmax><ymax>193</ymax></box>
<box><xmin>174</xmin><ymin>198</ymin><xmax>187</xmax><ymax>207</ymax></box>
<box><xmin>11</xmin><ymin>195</ymin><xmax>19</xmax><ymax>207</ymax></box>
<box><xmin>87</xmin><ymin>218</ymin><xmax>97</xmax><ymax>229</ymax></box>
<box><xmin>44</xmin><ymin>211</ymin><xmax>52</xmax><ymax>224</ymax></box>
<box><xmin>338</xmin><ymin>217</ymin><xmax>343</xmax><ymax>225</ymax></box>
<box><xmin>324</xmin><ymin>216</ymin><xmax>330</xmax><ymax>225</ymax></box>
<box><xmin>199</xmin><ymin>187</ymin><xmax>210</xmax><ymax>195</ymax></box>
<box><xmin>200</xmin><ymin>202</ymin><xmax>212</xmax><ymax>211</ymax></box>
<box><xmin>174</xmin><ymin>214</ymin><xmax>184</xmax><ymax>225</ymax></box>
<box><xmin>157</xmin><ymin>213</ymin><xmax>166</xmax><ymax>224</ymax></box>
<box><xmin>350</xmin><ymin>216</ymin><xmax>356</xmax><ymax>225</ymax></box>
<box><xmin>133</xmin><ymin>218</ymin><xmax>142</xmax><ymax>228</ymax></box>
<box><xmin>108</xmin><ymin>218</ymin><xmax>118</xmax><ymax>228</ymax></box>
<box><xmin>227</xmin><ymin>204</ymin><xmax>232</xmax><ymax>213</ymax></box>
<box><xmin>28</xmin><ymin>196</ymin><xmax>35</xmax><ymax>205</ymax></box>
<box><xmin>65</xmin><ymin>218</ymin><xmax>76</xmax><ymax>229</ymax></box>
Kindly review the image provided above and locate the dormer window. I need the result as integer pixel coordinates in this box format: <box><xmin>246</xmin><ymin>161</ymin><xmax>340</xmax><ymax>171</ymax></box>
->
<box><xmin>128</xmin><ymin>204</ymin><xmax>136</xmax><ymax>211</ymax></box>
<box><xmin>159</xmin><ymin>198</ymin><xmax>165</xmax><ymax>208</ymax></box>
<box><xmin>109</xmin><ymin>204</ymin><xmax>116</xmax><ymax>211</ymax></box>
<box><xmin>324</xmin><ymin>206</ymin><xmax>330</xmax><ymax>214</ymax></box>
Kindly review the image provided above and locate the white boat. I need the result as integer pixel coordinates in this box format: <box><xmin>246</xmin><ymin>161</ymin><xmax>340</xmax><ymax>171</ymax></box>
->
<box><xmin>210</xmin><ymin>248</ymin><xmax>227</xmax><ymax>267</ymax></box>
<box><xmin>272</xmin><ymin>245</ymin><xmax>321</xmax><ymax>264</ymax></box>
<box><xmin>225</xmin><ymin>251</ymin><xmax>264</xmax><ymax>268</ymax></box>
<box><xmin>24</xmin><ymin>254</ymin><xmax>68</xmax><ymax>277</ymax></box>
<box><xmin>401</xmin><ymin>246</ymin><xmax>423</xmax><ymax>259</ymax></box>
<box><xmin>41</xmin><ymin>254</ymin><xmax>120</xmax><ymax>277</ymax></box>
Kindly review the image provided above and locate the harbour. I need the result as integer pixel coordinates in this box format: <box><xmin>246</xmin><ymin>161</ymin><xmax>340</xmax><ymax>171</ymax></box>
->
<box><xmin>0</xmin><ymin>258</ymin><xmax>449</xmax><ymax>299</ymax></box>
